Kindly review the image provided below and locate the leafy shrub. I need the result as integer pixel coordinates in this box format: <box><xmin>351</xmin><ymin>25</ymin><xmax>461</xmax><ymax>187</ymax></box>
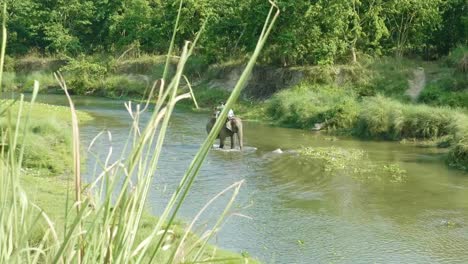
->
<box><xmin>419</xmin><ymin>84</ymin><xmax>468</xmax><ymax>108</ymax></box>
<box><xmin>367</xmin><ymin>57</ymin><xmax>415</xmax><ymax>99</ymax></box>
<box><xmin>1</xmin><ymin>72</ymin><xmax>17</xmax><ymax>90</ymax></box>
<box><xmin>60</xmin><ymin>56</ymin><xmax>107</xmax><ymax>94</ymax></box>
<box><xmin>355</xmin><ymin>96</ymin><xmax>463</xmax><ymax>140</ymax></box>
<box><xmin>184</xmin><ymin>56</ymin><xmax>210</xmax><ymax>78</ymax></box>
<box><xmin>114</xmin><ymin>55</ymin><xmax>173</xmax><ymax>77</ymax></box>
<box><xmin>445</xmin><ymin>45</ymin><xmax>468</xmax><ymax>68</ymax></box>
<box><xmin>3</xmin><ymin>55</ymin><xmax>15</xmax><ymax>72</ymax></box>
<box><xmin>449</xmin><ymin>138</ymin><xmax>468</xmax><ymax>170</ymax></box>
<box><xmin>20</xmin><ymin>72</ymin><xmax>57</xmax><ymax>91</ymax></box>
<box><xmin>448</xmin><ymin>121</ymin><xmax>468</xmax><ymax>170</ymax></box>
<box><xmin>267</xmin><ymin>84</ymin><xmax>360</xmax><ymax>129</ymax></box>
<box><xmin>100</xmin><ymin>75</ymin><xmax>148</xmax><ymax>98</ymax></box>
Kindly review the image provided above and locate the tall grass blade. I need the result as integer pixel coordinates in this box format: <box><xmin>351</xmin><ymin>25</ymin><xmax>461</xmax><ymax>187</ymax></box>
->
<box><xmin>54</xmin><ymin>72</ymin><xmax>83</xmax><ymax>263</ymax></box>
<box><xmin>0</xmin><ymin>3</ymin><xmax>6</xmax><ymax>96</ymax></box>
<box><xmin>170</xmin><ymin>180</ymin><xmax>244</xmax><ymax>263</ymax></box>
<box><xmin>183</xmin><ymin>75</ymin><xmax>199</xmax><ymax>109</ymax></box>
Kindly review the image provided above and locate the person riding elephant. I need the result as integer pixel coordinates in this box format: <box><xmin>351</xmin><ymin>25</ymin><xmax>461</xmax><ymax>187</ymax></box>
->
<box><xmin>207</xmin><ymin>102</ymin><xmax>243</xmax><ymax>150</ymax></box>
<box><xmin>216</xmin><ymin>101</ymin><xmax>235</xmax><ymax>131</ymax></box>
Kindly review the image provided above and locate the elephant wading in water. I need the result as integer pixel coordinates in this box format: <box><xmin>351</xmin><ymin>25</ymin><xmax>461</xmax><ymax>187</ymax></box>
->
<box><xmin>206</xmin><ymin>115</ymin><xmax>243</xmax><ymax>150</ymax></box>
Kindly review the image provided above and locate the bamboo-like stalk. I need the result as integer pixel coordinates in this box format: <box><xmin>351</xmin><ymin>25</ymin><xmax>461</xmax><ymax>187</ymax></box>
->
<box><xmin>183</xmin><ymin>75</ymin><xmax>199</xmax><ymax>109</ymax></box>
<box><xmin>0</xmin><ymin>3</ymin><xmax>7</xmax><ymax>97</ymax></box>
<box><xmin>54</xmin><ymin>72</ymin><xmax>83</xmax><ymax>263</ymax></box>
<box><xmin>171</xmin><ymin>180</ymin><xmax>244</xmax><ymax>262</ymax></box>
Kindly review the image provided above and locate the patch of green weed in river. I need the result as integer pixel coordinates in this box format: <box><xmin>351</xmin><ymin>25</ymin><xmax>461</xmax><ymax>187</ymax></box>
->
<box><xmin>299</xmin><ymin>146</ymin><xmax>408</xmax><ymax>183</ymax></box>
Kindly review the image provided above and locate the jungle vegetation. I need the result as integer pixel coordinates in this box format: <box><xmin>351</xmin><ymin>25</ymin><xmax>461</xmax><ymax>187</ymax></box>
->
<box><xmin>4</xmin><ymin>0</ymin><xmax>466</xmax><ymax>64</ymax></box>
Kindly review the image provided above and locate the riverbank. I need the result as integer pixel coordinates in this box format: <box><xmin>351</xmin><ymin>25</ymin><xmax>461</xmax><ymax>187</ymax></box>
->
<box><xmin>0</xmin><ymin>100</ymin><xmax>93</xmax><ymax>174</ymax></box>
<box><xmin>261</xmin><ymin>86</ymin><xmax>468</xmax><ymax>170</ymax></box>
<box><xmin>4</xmin><ymin>48</ymin><xmax>466</xmax><ymax>104</ymax></box>
<box><xmin>3</xmin><ymin>47</ymin><xmax>467</xmax><ymax>171</ymax></box>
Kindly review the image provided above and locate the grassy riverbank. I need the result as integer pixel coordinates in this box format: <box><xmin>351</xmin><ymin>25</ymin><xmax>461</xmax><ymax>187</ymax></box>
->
<box><xmin>0</xmin><ymin>100</ymin><xmax>93</xmax><ymax>174</ymax></box>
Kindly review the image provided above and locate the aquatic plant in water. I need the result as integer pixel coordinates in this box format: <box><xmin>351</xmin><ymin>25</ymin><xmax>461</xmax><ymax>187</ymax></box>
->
<box><xmin>298</xmin><ymin>146</ymin><xmax>407</xmax><ymax>183</ymax></box>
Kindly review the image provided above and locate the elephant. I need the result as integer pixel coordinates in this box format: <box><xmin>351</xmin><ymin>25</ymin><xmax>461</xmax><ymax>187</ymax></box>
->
<box><xmin>206</xmin><ymin>115</ymin><xmax>243</xmax><ymax>150</ymax></box>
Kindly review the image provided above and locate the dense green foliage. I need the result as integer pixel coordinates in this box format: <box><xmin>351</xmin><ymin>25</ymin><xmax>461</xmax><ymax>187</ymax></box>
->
<box><xmin>4</xmin><ymin>0</ymin><xmax>467</xmax><ymax>65</ymax></box>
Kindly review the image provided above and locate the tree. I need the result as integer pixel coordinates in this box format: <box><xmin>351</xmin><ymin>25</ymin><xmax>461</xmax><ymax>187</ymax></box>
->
<box><xmin>341</xmin><ymin>0</ymin><xmax>388</xmax><ymax>63</ymax></box>
<box><xmin>432</xmin><ymin>0</ymin><xmax>468</xmax><ymax>55</ymax></box>
<box><xmin>384</xmin><ymin>0</ymin><xmax>444</xmax><ymax>56</ymax></box>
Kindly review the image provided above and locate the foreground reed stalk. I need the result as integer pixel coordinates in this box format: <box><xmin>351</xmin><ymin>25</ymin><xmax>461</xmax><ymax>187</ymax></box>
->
<box><xmin>54</xmin><ymin>72</ymin><xmax>84</xmax><ymax>263</ymax></box>
<box><xmin>0</xmin><ymin>1</ymin><xmax>279</xmax><ymax>263</ymax></box>
<box><xmin>0</xmin><ymin>3</ymin><xmax>7</xmax><ymax>97</ymax></box>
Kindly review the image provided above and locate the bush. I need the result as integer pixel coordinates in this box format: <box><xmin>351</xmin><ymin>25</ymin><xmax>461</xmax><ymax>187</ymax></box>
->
<box><xmin>114</xmin><ymin>55</ymin><xmax>174</xmax><ymax>77</ymax></box>
<box><xmin>185</xmin><ymin>86</ymin><xmax>230</xmax><ymax>108</ymax></box>
<box><xmin>59</xmin><ymin>56</ymin><xmax>107</xmax><ymax>94</ymax></box>
<box><xmin>99</xmin><ymin>75</ymin><xmax>149</xmax><ymax>98</ymax></box>
<box><xmin>355</xmin><ymin>96</ymin><xmax>463</xmax><ymax>140</ymax></box>
<box><xmin>20</xmin><ymin>71</ymin><xmax>57</xmax><ymax>91</ymax></box>
<box><xmin>419</xmin><ymin>84</ymin><xmax>468</xmax><ymax>108</ymax></box>
<box><xmin>418</xmin><ymin>56</ymin><xmax>468</xmax><ymax>109</ymax></box>
<box><xmin>445</xmin><ymin>45</ymin><xmax>468</xmax><ymax>68</ymax></box>
<box><xmin>448</xmin><ymin>121</ymin><xmax>468</xmax><ymax>170</ymax></box>
<box><xmin>2</xmin><ymin>71</ymin><xmax>58</xmax><ymax>92</ymax></box>
<box><xmin>2</xmin><ymin>72</ymin><xmax>18</xmax><ymax>90</ymax></box>
<box><xmin>4</xmin><ymin>55</ymin><xmax>15</xmax><ymax>72</ymax></box>
<box><xmin>267</xmin><ymin>83</ymin><xmax>360</xmax><ymax>129</ymax></box>
<box><xmin>449</xmin><ymin>138</ymin><xmax>468</xmax><ymax>170</ymax></box>
<box><xmin>366</xmin><ymin>57</ymin><xmax>415</xmax><ymax>100</ymax></box>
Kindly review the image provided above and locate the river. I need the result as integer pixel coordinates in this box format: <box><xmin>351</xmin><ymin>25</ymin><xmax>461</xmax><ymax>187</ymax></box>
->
<box><xmin>37</xmin><ymin>95</ymin><xmax>468</xmax><ymax>263</ymax></box>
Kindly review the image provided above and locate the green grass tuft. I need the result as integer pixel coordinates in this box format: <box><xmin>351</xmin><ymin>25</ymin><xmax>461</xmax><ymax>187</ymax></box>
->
<box><xmin>0</xmin><ymin>100</ymin><xmax>92</xmax><ymax>174</ymax></box>
<box><xmin>355</xmin><ymin>96</ymin><xmax>466</xmax><ymax>140</ymax></box>
<box><xmin>266</xmin><ymin>83</ymin><xmax>360</xmax><ymax>130</ymax></box>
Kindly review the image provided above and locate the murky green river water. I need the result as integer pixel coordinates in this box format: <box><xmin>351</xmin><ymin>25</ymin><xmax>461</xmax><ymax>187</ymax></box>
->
<box><xmin>35</xmin><ymin>95</ymin><xmax>468</xmax><ymax>263</ymax></box>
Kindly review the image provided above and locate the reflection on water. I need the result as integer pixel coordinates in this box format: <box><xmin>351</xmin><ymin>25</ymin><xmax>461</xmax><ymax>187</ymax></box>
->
<box><xmin>34</xmin><ymin>94</ymin><xmax>468</xmax><ymax>263</ymax></box>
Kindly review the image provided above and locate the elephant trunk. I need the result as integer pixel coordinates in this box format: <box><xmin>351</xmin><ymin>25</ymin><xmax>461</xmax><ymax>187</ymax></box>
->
<box><xmin>206</xmin><ymin>118</ymin><xmax>215</xmax><ymax>134</ymax></box>
<box><xmin>237</xmin><ymin>121</ymin><xmax>243</xmax><ymax>150</ymax></box>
